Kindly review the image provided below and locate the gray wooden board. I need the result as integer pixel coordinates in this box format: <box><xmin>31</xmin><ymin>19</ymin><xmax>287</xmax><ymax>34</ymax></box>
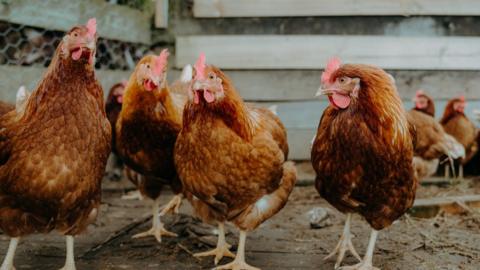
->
<box><xmin>169</xmin><ymin>69</ymin><xmax>480</xmax><ymax>101</ymax></box>
<box><xmin>0</xmin><ymin>0</ymin><xmax>151</xmax><ymax>43</ymax></box>
<box><xmin>193</xmin><ymin>0</ymin><xmax>480</xmax><ymax>17</ymax></box>
<box><xmin>176</xmin><ymin>35</ymin><xmax>480</xmax><ymax>70</ymax></box>
<box><xmin>259</xmin><ymin>100</ymin><xmax>480</xmax><ymax>160</ymax></box>
<box><xmin>0</xmin><ymin>66</ymin><xmax>132</xmax><ymax>102</ymax></box>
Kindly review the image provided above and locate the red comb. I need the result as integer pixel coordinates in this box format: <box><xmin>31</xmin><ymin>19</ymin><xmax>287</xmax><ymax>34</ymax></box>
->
<box><xmin>415</xmin><ymin>89</ymin><xmax>425</xmax><ymax>97</ymax></box>
<box><xmin>121</xmin><ymin>79</ymin><xmax>128</xmax><ymax>87</ymax></box>
<box><xmin>459</xmin><ymin>95</ymin><xmax>465</xmax><ymax>102</ymax></box>
<box><xmin>153</xmin><ymin>49</ymin><xmax>169</xmax><ymax>76</ymax></box>
<box><xmin>321</xmin><ymin>57</ymin><xmax>341</xmax><ymax>84</ymax></box>
<box><xmin>86</xmin><ymin>18</ymin><xmax>96</xmax><ymax>39</ymax></box>
<box><xmin>194</xmin><ymin>53</ymin><xmax>206</xmax><ymax>80</ymax></box>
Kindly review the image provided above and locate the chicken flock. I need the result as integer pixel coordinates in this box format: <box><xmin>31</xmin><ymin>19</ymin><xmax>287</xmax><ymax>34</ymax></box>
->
<box><xmin>0</xmin><ymin>19</ymin><xmax>479</xmax><ymax>270</ymax></box>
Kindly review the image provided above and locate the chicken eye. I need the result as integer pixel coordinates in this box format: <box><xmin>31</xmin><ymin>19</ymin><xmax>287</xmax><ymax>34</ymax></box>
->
<box><xmin>146</xmin><ymin>64</ymin><xmax>150</xmax><ymax>69</ymax></box>
<box><xmin>208</xmin><ymin>74</ymin><xmax>215</xmax><ymax>80</ymax></box>
<box><xmin>73</xmin><ymin>33</ymin><xmax>78</xmax><ymax>37</ymax></box>
<box><xmin>339</xmin><ymin>77</ymin><xmax>347</xmax><ymax>83</ymax></box>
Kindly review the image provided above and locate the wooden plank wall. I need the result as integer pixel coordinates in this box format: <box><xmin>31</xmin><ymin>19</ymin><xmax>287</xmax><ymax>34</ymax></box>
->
<box><xmin>170</xmin><ymin>1</ymin><xmax>480</xmax><ymax>160</ymax></box>
<box><xmin>194</xmin><ymin>0</ymin><xmax>480</xmax><ymax>17</ymax></box>
<box><xmin>0</xmin><ymin>0</ymin><xmax>151</xmax><ymax>43</ymax></box>
<box><xmin>176</xmin><ymin>35</ymin><xmax>480</xmax><ymax>70</ymax></box>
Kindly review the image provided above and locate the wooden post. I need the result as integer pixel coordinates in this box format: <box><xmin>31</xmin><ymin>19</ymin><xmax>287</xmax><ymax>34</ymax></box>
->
<box><xmin>155</xmin><ymin>0</ymin><xmax>169</xmax><ymax>28</ymax></box>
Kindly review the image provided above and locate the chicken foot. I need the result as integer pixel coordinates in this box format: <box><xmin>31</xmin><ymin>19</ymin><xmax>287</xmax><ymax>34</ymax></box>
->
<box><xmin>121</xmin><ymin>190</ymin><xmax>144</xmax><ymax>201</ymax></box>
<box><xmin>215</xmin><ymin>230</ymin><xmax>259</xmax><ymax>270</ymax></box>
<box><xmin>194</xmin><ymin>222</ymin><xmax>235</xmax><ymax>265</ymax></box>
<box><xmin>338</xmin><ymin>229</ymin><xmax>380</xmax><ymax>270</ymax></box>
<box><xmin>132</xmin><ymin>198</ymin><xmax>177</xmax><ymax>242</ymax></box>
<box><xmin>0</xmin><ymin>237</ymin><xmax>19</xmax><ymax>270</ymax></box>
<box><xmin>59</xmin><ymin>236</ymin><xmax>76</xmax><ymax>270</ymax></box>
<box><xmin>324</xmin><ymin>213</ymin><xmax>361</xmax><ymax>268</ymax></box>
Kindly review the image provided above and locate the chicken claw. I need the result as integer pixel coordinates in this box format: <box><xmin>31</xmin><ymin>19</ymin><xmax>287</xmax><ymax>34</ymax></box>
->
<box><xmin>324</xmin><ymin>214</ymin><xmax>361</xmax><ymax>268</ymax></box>
<box><xmin>214</xmin><ymin>261</ymin><xmax>260</xmax><ymax>270</ymax></box>
<box><xmin>339</xmin><ymin>230</ymin><xmax>380</xmax><ymax>270</ymax></box>
<box><xmin>121</xmin><ymin>190</ymin><xmax>144</xmax><ymax>201</ymax></box>
<box><xmin>338</xmin><ymin>263</ymin><xmax>379</xmax><ymax>270</ymax></box>
<box><xmin>132</xmin><ymin>198</ymin><xmax>177</xmax><ymax>242</ymax></box>
<box><xmin>215</xmin><ymin>230</ymin><xmax>260</xmax><ymax>270</ymax></box>
<box><xmin>160</xmin><ymin>194</ymin><xmax>182</xmax><ymax>216</ymax></box>
<box><xmin>194</xmin><ymin>223</ymin><xmax>234</xmax><ymax>265</ymax></box>
<box><xmin>132</xmin><ymin>224</ymin><xmax>177</xmax><ymax>243</ymax></box>
<box><xmin>194</xmin><ymin>244</ymin><xmax>235</xmax><ymax>265</ymax></box>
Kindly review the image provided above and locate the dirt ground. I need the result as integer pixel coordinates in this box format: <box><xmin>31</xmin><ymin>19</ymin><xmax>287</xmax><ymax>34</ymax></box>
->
<box><xmin>1</xmin><ymin>172</ymin><xmax>480</xmax><ymax>270</ymax></box>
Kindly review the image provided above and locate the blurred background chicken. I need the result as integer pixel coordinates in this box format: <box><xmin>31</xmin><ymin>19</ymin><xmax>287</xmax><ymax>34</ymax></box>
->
<box><xmin>311</xmin><ymin>58</ymin><xmax>416</xmax><ymax>270</ymax></box>
<box><xmin>115</xmin><ymin>50</ymin><xmax>186</xmax><ymax>242</ymax></box>
<box><xmin>440</xmin><ymin>96</ymin><xmax>478</xmax><ymax>179</ymax></box>
<box><xmin>105</xmin><ymin>80</ymin><xmax>127</xmax><ymax>181</ymax></box>
<box><xmin>0</xmin><ymin>18</ymin><xmax>111</xmax><ymax>270</ymax></box>
<box><xmin>412</xmin><ymin>89</ymin><xmax>435</xmax><ymax>117</ymax></box>
<box><xmin>174</xmin><ymin>54</ymin><xmax>297</xmax><ymax>270</ymax></box>
<box><xmin>407</xmin><ymin>91</ymin><xmax>465</xmax><ymax>181</ymax></box>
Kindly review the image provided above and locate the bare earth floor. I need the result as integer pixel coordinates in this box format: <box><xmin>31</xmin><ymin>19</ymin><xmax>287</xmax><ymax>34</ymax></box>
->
<box><xmin>1</xmin><ymin>176</ymin><xmax>480</xmax><ymax>270</ymax></box>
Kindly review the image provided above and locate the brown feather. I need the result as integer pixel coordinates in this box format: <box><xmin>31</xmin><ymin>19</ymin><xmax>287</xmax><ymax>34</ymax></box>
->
<box><xmin>175</xmin><ymin>65</ymin><xmax>296</xmax><ymax>231</ymax></box>
<box><xmin>0</xmin><ymin>30</ymin><xmax>111</xmax><ymax>237</ymax></box>
<box><xmin>311</xmin><ymin>64</ymin><xmax>416</xmax><ymax>230</ymax></box>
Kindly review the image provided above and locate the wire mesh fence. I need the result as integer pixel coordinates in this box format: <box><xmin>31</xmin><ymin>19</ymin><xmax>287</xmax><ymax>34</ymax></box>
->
<box><xmin>0</xmin><ymin>20</ymin><xmax>151</xmax><ymax>70</ymax></box>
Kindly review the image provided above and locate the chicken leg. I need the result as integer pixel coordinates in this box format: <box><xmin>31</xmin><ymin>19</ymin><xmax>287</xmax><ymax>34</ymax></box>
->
<box><xmin>324</xmin><ymin>213</ymin><xmax>361</xmax><ymax>268</ymax></box>
<box><xmin>59</xmin><ymin>236</ymin><xmax>76</xmax><ymax>270</ymax></box>
<box><xmin>0</xmin><ymin>237</ymin><xmax>19</xmax><ymax>270</ymax></box>
<box><xmin>160</xmin><ymin>194</ymin><xmax>183</xmax><ymax>216</ymax></box>
<box><xmin>132</xmin><ymin>198</ymin><xmax>177</xmax><ymax>242</ymax></box>
<box><xmin>339</xmin><ymin>229</ymin><xmax>380</xmax><ymax>270</ymax></box>
<box><xmin>215</xmin><ymin>230</ymin><xmax>259</xmax><ymax>270</ymax></box>
<box><xmin>194</xmin><ymin>222</ymin><xmax>235</xmax><ymax>265</ymax></box>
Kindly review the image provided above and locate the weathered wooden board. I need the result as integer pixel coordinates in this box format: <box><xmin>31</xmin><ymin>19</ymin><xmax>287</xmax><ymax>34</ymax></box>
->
<box><xmin>179</xmin><ymin>69</ymin><xmax>480</xmax><ymax>101</ymax></box>
<box><xmin>155</xmin><ymin>0</ymin><xmax>169</xmax><ymax>28</ymax></box>
<box><xmin>0</xmin><ymin>0</ymin><xmax>151</xmax><ymax>43</ymax></box>
<box><xmin>194</xmin><ymin>0</ymin><xmax>480</xmax><ymax>17</ymax></box>
<box><xmin>176</xmin><ymin>35</ymin><xmax>480</xmax><ymax>70</ymax></box>
<box><xmin>0</xmin><ymin>66</ymin><xmax>131</xmax><ymax>102</ymax></box>
<box><xmin>258</xmin><ymin>100</ymin><xmax>480</xmax><ymax>160</ymax></box>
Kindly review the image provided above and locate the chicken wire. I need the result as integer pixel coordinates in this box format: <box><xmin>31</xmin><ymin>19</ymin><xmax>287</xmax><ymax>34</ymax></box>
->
<box><xmin>0</xmin><ymin>20</ymin><xmax>151</xmax><ymax>70</ymax></box>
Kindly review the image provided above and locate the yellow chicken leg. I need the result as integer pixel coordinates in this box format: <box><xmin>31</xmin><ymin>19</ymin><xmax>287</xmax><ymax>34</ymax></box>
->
<box><xmin>339</xmin><ymin>229</ymin><xmax>380</xmax><ymax>270</ymax></box>
<box><xmin>160</xmin><ymin>194</ymin><xmax>183</xmax><ymax>216</ymax></box>
<box><xmin>59</xmin><ymin>236</ymin><xmax>76</xmax><ymax>270</ymax></box>
<box><xmin>132</xmin><ymin>198</ymin><xmax>177</xmax><ymax>242</ymax></box>
<box><xmin>324</xmin><ymin>214</ymin><xmax>361</xmax><ymax>268</ymax></box>
<box><xmin>215</xmin><ymin>230</ymin><xmax>260</xmax><ymax>270</ymax></box>
<box><xmin>194</xmin><ymin>222</ymin><xmax>235</xmax><ymax>265</ymax></box>
<box><xmin>0</xmin><ymin>237</ymin><xmax>19</xmax><ymax>270</ymax></box>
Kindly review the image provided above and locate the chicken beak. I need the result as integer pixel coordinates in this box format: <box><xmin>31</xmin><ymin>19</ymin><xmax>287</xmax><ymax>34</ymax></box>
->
<box><xmin>315</xmin><ymin>87</ymin><xmax>334</xmax><ymax>97</ymax></box>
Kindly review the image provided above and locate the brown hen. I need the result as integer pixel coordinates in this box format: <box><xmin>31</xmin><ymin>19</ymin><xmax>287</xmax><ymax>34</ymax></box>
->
<box><xmin>174</xmin><ymin>54</ymin><xmax>297</xmax><ymax>270</ymax></box>
<box><xmin>440</xmin><ymin>96</ymin><xmax>478</xmax><ymax>178</ymax></box>
<box><xmin>115</xmin><ymin>50</ymin><xmax>185</xmax><ymax>242</ymax></box>
<box><xmin>0</xmin><ymin>18</ymin><xmax>111</xmax><ymax>270</ymax></box>
<box><xmin>311</xmin><ymin>58</ymin><xmax>416</xmax><ymax>270</ymax></box>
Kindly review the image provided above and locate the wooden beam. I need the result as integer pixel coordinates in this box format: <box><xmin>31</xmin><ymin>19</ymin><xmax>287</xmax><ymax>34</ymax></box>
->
<box><xmin>413</xmin><ymin>195</ymin><xmax>480</xmax><ymax>207</ymax></box>
<box><xmin>155</xmin><ymin>0</ymin><xmax>169</xmax><ymax>28</ymax></box>
<box><xmin>173</xmin><ymin>69</ymin><xmax>480</xmax><ymax>101</ymax></box>
<box><xmin>0</xmin><ymin>0</ymin><xmax>151</xmax><ymax>44</ymax></box>
<box><xmin>194</xmin><ymin>0</ymin><xmax>480</xmax><ymax>17</ymax></box>
<box><xmin>176</xmin><ymin>35</ymin><xmax>480</xmax><ymax>70</ymax></box>
<box><xmin>0</xmin><ymin>66</ymin><xmax>131</xmax><ymax>102</ymax></box>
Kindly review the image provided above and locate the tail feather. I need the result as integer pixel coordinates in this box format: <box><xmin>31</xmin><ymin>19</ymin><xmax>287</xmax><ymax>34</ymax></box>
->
<box><xmin>232</xmin><ymin>161</ymin><xmax>297</xmax><ymax>231</ymax></box>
